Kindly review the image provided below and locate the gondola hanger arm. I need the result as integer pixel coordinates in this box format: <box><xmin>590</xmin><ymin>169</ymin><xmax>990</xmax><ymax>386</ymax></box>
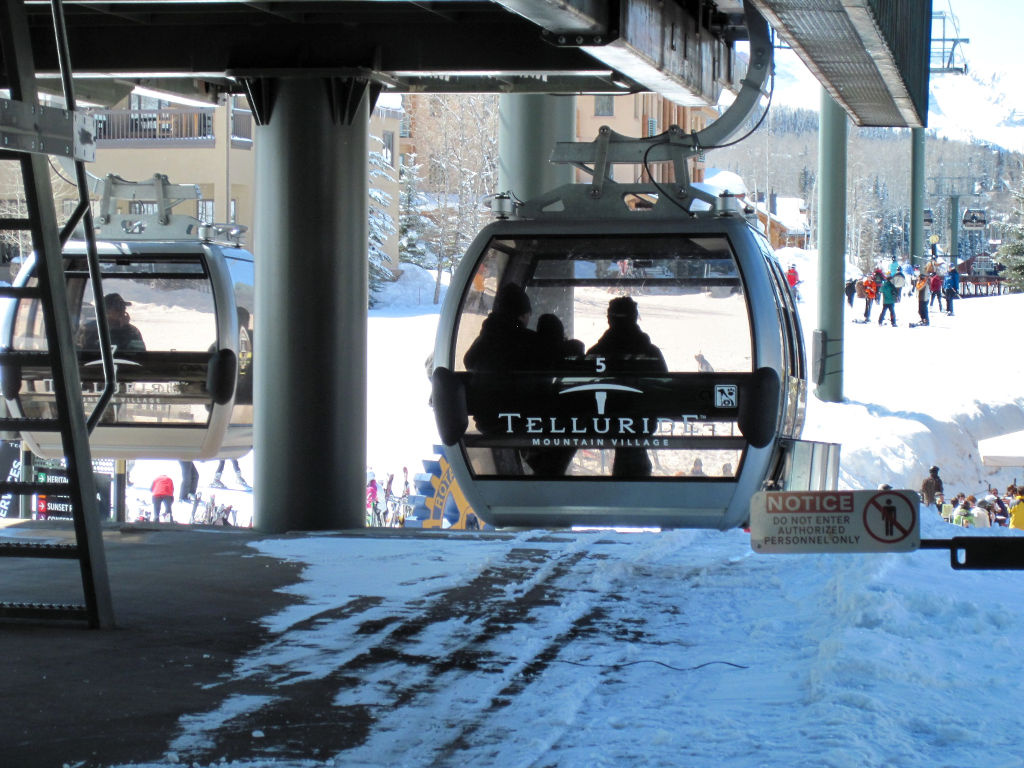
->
<box><xmin>548</xmin><ymin>0</ymin><xmax>772</xmax><ymax>201</ymax></box>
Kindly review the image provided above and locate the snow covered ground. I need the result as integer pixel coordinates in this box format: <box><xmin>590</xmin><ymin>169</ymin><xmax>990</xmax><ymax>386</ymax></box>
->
<box><xmin>113</xmin><ymin>255</ymin><xmax>1024</xmax><ymax>768</ymax></box>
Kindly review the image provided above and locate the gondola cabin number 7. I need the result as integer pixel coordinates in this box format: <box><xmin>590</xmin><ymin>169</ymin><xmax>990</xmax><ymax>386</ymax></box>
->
<box><xmin>750</xmin><ymin>490</ymin><xmax>920</xmax><ymax>554</ymax></box>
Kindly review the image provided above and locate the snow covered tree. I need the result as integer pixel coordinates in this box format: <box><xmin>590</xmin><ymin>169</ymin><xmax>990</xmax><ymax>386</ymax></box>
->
<box><xmin>996</xmin><ymin>179</ymin><xmax>1024</xmax><ymax>292</ymax></box>
<box><xmin>397</xmin><ymin>153</ymin><xmax>437</xmax><ymax>270</ymax></box>
<box><xmin>405</xmin><ymin>93</ymin><xmax>499</xmax><ymax>303</ymax></box>
<box><xmin>368</xmin><ymin>136</ymin><xmax>398</xmax><ymax>307</ymax></box>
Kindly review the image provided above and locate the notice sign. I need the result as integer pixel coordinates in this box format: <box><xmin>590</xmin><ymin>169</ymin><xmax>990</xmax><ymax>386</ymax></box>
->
<box><xmin>750</xmin><ymin>490</ymin><xmax>920</xmax><ymax>554</ymax></box>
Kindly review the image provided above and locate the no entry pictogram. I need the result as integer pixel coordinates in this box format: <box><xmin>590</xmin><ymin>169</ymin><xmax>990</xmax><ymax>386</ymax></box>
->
<box><xmin>863</xmin><ymin>491</ymin><xmax>917</xmax><ymax>544</ymax></box>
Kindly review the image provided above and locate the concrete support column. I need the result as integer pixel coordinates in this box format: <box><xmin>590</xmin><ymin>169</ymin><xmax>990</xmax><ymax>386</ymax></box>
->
<box><xmin>910</xmin><ymin>127</ymin><xmax>925</xmax><ymax>270</ymax></box>
<box><xmin>498</xmin><ymin>94</ymin><xmax>576</xmax><ymax>199</ymax></box>
<box><xmin>253</xmin><ymin>78</ymin><xmax>368</xmax><ymax>531</ymax></box>
<box><xmin>814</xmin><ymin>88</ymin><xmax>847</xmax><ymax>404</ymax></box>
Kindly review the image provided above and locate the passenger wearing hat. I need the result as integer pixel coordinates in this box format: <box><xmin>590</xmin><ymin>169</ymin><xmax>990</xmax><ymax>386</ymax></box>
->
<box><xmin>464</xmin><ymin>283</ymin><xmax>537</xmax><ymax>375</ymax></box>
<box><xmin>463</xmin><ymin>283</ymin><xmax>541</xmax><ymax>473</ymax></box>
<box><xmin>919</xmin><ymin>465</ymin><xmax>943</xmax><ymax>508</ymax></box>
<box><xmin>78</xmin><ymin>293</ymin><xmax>146</xmax><ymax>352</ymax></box>
<box><xmin>586</xmin><ymin>296</ymin><xmax>667</xmax><ymax>477</ymax></box>
<box><xmin>587</xmin><ymin>296</ymin><xmax>667</xmax><ymax>374</ymax></box>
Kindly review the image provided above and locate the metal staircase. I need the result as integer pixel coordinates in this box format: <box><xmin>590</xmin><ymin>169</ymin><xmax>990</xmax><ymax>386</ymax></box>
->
<box><xmin>0</xmin><ymin>0</ymin><xmax>114</xmax><ymax>627</ymax></box>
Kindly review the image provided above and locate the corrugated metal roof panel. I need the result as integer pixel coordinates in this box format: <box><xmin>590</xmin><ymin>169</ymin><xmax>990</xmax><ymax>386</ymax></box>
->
<box><xmin>751</xmin><ymin>0</ymin><xmax>930</xmax><ymax>127</ymax></box>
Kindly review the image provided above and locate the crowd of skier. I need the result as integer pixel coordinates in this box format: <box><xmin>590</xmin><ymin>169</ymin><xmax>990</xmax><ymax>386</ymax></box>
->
<box><xmin>845</xmin><ymin>254</ymin><xmax>961</xmax><ymax>327</ymax></box>
<box><xmin>919</xmin><ymin>465</ymin><xmax>1024</xmax><ymax>529</ymax></box>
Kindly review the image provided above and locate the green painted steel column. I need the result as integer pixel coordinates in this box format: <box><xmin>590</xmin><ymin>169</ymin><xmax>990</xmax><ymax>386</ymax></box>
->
<box><xmin>949</xmin><ymin>194</ymin><xmax>960</xmax><ymax>267</ymax></box>
<box><xmin>253</xmin><ymin>78</ymin><xmax>369</xmax><ymax>532</ymax></box>
<box><xmin>814</xmin><ymin>89</ymin><xmax>847</xmax><ymax>404</ymax></box>
<box><xmin>498</xmin><ymin>94</ymin><xmax>576</xmax><ymax>200</ymax></box>
<box><xmin>910</xmin><ymin>127</ymin><xmax>925</xmax><ymax>270</ymax></box>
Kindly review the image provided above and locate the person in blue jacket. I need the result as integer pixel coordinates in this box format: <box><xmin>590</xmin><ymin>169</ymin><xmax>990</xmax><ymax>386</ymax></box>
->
<box><xmin>944</xmin><ymin>267</ymin><xmax>960</xmax><ymax>315</ymax></box>
<box><xmin>877</xmin><ymin>275</ymin><xmax>898</xmax><ymax>326</ymax></box>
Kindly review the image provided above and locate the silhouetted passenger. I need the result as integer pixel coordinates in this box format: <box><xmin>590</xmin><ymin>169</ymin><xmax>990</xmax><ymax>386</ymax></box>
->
<box><xmin>587</xmin><ymin>296</ymin><xmax>667</xmax><ymax>477</ymax></box>
<box><xmin>535</xmin><ymin>313</ymin><xmax>585</xmax><ymax>368</ymax></box>
<box><xmin>524</xmin><ymin>313</ymin><xmax>585</xmax><ymax>476</ymax></box>
<box><xmin>464</xmin><ymin>283</ymin><xmax>537</xmax><ymax>375</ymax></box>
<box><xmin>587</xmin><ymin>296</ymin><xmax>666</xmax><ymax>374</ymax></box>
<box><xmin>464</xmin><ymin>283</ymin><xmax>539</xmax><ymax>474</ymax></box>
<box><xmin>78</xmin><ymin>293</ymin><xmax>146</xmax><ymax>352</ymax></box>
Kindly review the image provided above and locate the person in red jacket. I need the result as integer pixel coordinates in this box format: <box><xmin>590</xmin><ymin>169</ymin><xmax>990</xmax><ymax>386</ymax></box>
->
<box><xmin>928</xmin><ymin>271</ymin><xmax>944</xmax><ymax>308</ymax></box>
<box><xmin>150</xmin><ymin>474</ymin><xmax>174</xmax><ymax>522</ymax></box>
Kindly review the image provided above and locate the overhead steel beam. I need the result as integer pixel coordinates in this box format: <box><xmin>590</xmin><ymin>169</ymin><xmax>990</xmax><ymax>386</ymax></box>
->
<box><xmin>494</xmin><ymin>0</ymin><xmax>609</xmax><ymax>34</ymax></box>
<box><xmin>749</xmin><ymin>0</ymin><xmax>930</xmax><ymax>127</ymax></box>
<box><xmin>7</xmin><ymin>0</ymin><xmax>930</xmax><ymax>125</ymax></box>
<box><xmin>494</xmin><ymin>0</ymin><xmax>748</xmax><ymax>106</ymax></box>
<box><xmin>15</xmin><ymin>17</ymin><xmax>611</xmax><ymax>82</ymax></box>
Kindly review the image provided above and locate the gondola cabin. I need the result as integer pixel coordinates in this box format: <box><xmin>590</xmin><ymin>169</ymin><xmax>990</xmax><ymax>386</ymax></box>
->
<box><xmin>429</xmin><ymin>11</ymin><xmax>837</xmax><ymax>530</ymax></box>
<box><xmin>431</xmin><ymin>182</ymin><xmax>833</xmax><ymax>530</ymax></box>
<box><xmin>0</xmin><ymin>174</ymin><xmax>253</xmax><ymax>460</ymax></box>
<box><xmin>962</xmin><ymin>208</ymin><xmax>987</xmax><ymax>230</ymax></box>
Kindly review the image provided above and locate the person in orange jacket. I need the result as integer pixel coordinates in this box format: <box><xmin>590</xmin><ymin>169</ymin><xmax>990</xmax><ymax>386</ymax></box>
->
<box><xmin>859</xmin><ymin>273</ymin><xmax>879</xmax><ymax>321</ymax></box>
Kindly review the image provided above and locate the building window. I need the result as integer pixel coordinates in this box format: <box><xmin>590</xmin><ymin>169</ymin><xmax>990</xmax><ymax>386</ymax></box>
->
<box><xmin>647</xmin><ymin>118</ymin><xmax>658</xmax><ymax>137</ymax></box>
<box><xmin>399</xmin><ymin>113</ymin><xmax>412</xmax><ymax>138</ymax></box>
<box><xmin>197</xmin><ymin>200</ymin><xmax>215</xmax><ymax>224</ymax></box>
<box><xmin>594</xmin><ymin>95</ymin><xmax>614</xmax><ymax>117</ymax></box>
<box><xmin>382</xmin><ymin>131</ymin><xmax>395</xmax><ymax>167</ymax></box>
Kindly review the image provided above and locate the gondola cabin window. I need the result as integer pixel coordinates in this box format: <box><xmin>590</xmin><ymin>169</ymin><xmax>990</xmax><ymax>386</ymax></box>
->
<box><xmin>452</xmin><ymin>233</ymin><xmax>754</xmax><ymax>480</ymax></box>
<box><xmin>9</xmin><ymin>255</ymin><xmax>218</xmax><ymax>426</ymax></box>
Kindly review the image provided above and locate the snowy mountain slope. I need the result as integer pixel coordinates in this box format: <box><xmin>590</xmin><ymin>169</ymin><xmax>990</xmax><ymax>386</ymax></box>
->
<box><xmin>772</xmin><ymin>47</ymin><xmax>1024</xmax><ymax>153</ymax></box>
<box><xmin>930</xmin><ymin>66</ymin><xmax>1024</xmax><ymax>152</ymax></box>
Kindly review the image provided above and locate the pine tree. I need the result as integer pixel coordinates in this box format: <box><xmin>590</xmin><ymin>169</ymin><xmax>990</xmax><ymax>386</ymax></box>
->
<box><xmin>397</xmin><ymin>154</ymin><xmax>437</xmax><ymax>271</ymax></box>
<box><xmin>997</xmin><ymin>184</ymin><xmax>1024</xmax><ymax>292</ymax></box>
<box><xmin>368</xmin><ymin>136</ymin><xmax>397</xmax><ymax>307</ymax></box>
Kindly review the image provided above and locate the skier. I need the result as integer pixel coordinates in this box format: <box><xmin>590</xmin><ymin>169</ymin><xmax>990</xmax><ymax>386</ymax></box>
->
<box><xmin>366</xmin><ymin>470</ymin><xmax>379</xmax><ymax>523</ymax></box>
<box><xmin>858</xmin><ymin>272</ymin><xmax>879</xmax><ymax>322</ymax></box>
<box><xmin>914</xmin><ymin>273</ymin><xmax>929</xmax><ymax>325</ymax></box>
<box><xmin>928</xmin><ymin>271</ymin><xmax>943</xmax><ymax>308</ymax></box>
<box><xmin>785</xmin><ymin>264</ymin><xmax>800</xmax><ymax>301</ymax></box>
<box><xmin>877</xmin><ymin>272</ymin><xmax>898</xmax><ymax>326</ymax></box>
<box><xmin>944</xmin><ymin>267</ymin><xmax>960</xmax><ymax>315</ymax></box>
<box><xmin>210</xmin><ymin>459</ymin><xmax>251</xmax><ymax>490</ymax></box>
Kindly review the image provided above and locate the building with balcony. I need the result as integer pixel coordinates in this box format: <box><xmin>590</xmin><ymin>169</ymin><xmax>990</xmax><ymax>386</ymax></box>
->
<box><xmin>1</xmin><ymin>91</ymin><xmax>403</xmax><ymax>276</ymax></box>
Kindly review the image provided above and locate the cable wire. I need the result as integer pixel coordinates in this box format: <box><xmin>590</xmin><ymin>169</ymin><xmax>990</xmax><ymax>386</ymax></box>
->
<box><xmin>551</xmin><ymin>659</ymin><xmax>749</xmax><ymax>672</ymax></box>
